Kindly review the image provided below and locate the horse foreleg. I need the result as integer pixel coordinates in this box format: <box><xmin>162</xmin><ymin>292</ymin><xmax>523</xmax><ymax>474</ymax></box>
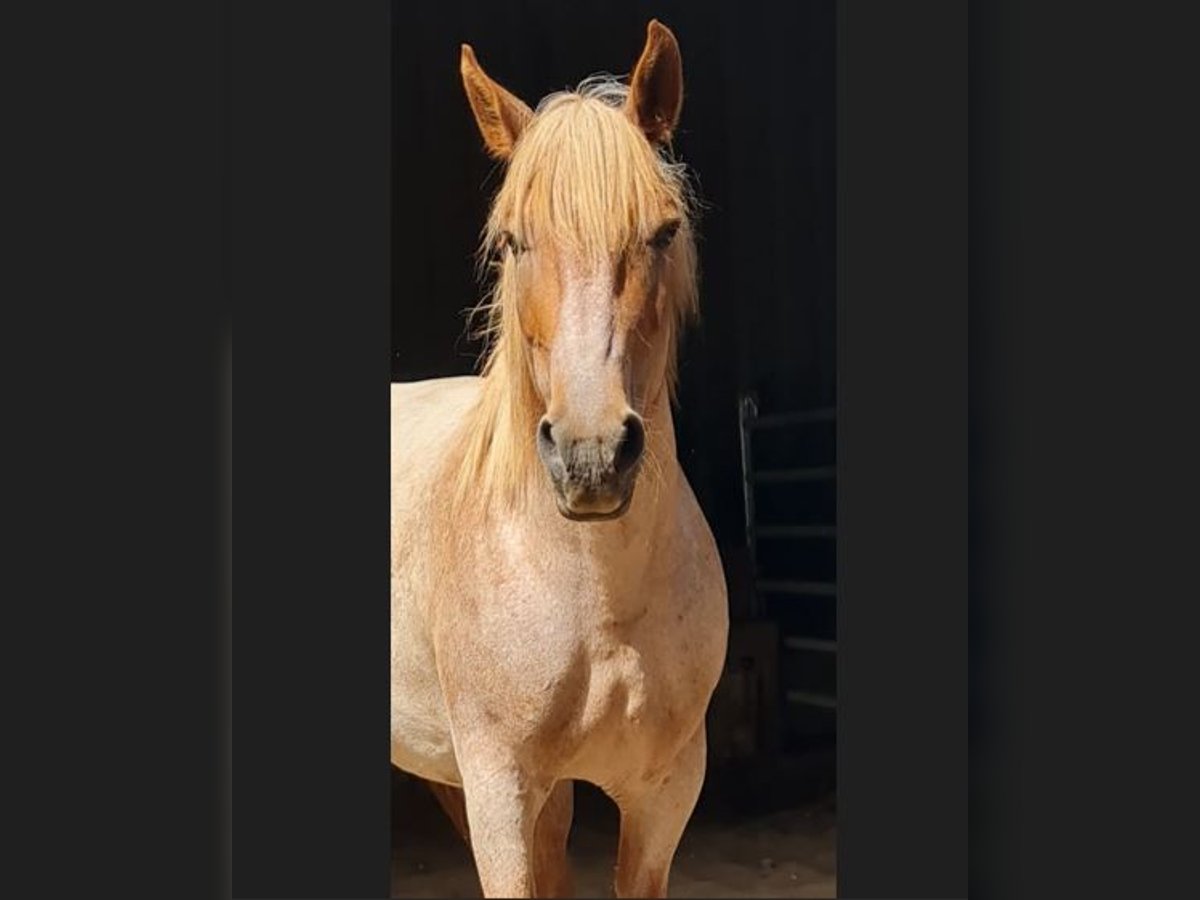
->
<box><xmin>457</xmin><ymin>747</ymin><xmax>550</xmax><ymax>898</ymax></box>
<box><xmin>532</xmin><ymin>779</ymin><xmax>574</xmax><ymax>898</ymax></box>
<box><xmin>612</xmin><ymin>724</ymin><xmax>707</xmax><ymax>898</ymax></box>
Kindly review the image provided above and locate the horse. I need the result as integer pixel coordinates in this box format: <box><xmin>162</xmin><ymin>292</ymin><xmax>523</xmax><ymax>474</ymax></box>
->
<box><xmin>391</xmin><ymin>20</ymin><xmax>729</xmax><ymax>898</ymax></box>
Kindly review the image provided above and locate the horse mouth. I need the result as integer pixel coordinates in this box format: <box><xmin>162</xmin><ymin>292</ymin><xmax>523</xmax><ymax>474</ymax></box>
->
<box><xmin>555</xmin><ymin>485</ymin><xmax>635</xmax><ymax>522</ymax></box>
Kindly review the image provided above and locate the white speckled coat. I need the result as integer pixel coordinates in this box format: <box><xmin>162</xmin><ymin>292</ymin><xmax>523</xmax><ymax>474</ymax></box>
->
<box><xmin>391</xmin><ymin>377</ymin><xmax>727</xmax><ymax>897</ymax></box>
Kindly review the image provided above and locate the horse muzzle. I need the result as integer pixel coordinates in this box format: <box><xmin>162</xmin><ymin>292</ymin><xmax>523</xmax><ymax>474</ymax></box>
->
<box><xmin>536</xmin><ymin>414</ymin><xmax>645</xmax><ymax>521</ymax></box>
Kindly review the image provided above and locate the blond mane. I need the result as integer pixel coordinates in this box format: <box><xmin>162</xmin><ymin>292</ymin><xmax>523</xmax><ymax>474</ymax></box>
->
<box><xmin>452</xmin><ymin>77</ymin><xmax>700</xmax><ymax>514</ymax></box>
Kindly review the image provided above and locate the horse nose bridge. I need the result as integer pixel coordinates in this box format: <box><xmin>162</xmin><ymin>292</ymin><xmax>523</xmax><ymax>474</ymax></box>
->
<box><xmin>552</xmin><ymin>352</ymin><xmax>627</xmax><ymax>421</ymax></box>
<box><xmin>551</xmin><ymin>263</ymin><xmax>626</xmax><ymax>416</ymax></box>
<box><xmin>547</xmin><ymin>371</ymin><xmax>631</xmax><ymax>443</ymax></box>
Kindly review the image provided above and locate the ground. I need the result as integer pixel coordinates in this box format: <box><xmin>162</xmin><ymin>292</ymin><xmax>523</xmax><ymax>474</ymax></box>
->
<box><xmin>391</xmin><ymin>770</ymin><xmax>836</xmax><ymax>898</ymax></box>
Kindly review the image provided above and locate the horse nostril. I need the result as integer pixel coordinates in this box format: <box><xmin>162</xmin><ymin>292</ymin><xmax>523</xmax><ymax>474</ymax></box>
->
<box><xmin>614</xmin><ymin>414</ymin><xmax>645</xmax><ymax>476</ymax></box>
<box><xmin>537</xmin><ymin>418</ymin><xmax>557</xmax><ymax>456</ymax></box>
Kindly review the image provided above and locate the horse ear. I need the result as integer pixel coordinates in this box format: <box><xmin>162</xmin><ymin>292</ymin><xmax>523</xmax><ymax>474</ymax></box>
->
<box><xmin>460</xmin><ymin>44</ymin><xmax>533</xmax><ymax>161</ymax></box>
<box><xmin>626</xmin><ymin>20</ymin><xmax>683</xmax><ymax>146</ymax></box>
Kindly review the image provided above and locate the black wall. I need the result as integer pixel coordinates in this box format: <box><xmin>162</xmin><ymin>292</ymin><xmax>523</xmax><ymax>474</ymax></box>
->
<box><xmin>391</xmin><ymin>0</ymin><xmax>835</xmax><ymax>553</ymax></box>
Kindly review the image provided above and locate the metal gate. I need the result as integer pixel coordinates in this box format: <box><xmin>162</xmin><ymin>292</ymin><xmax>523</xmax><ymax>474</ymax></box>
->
<box><xmin>738</xmin><ymin>392</ymin><xmax>837</xmax><ymax>748</ymax></box>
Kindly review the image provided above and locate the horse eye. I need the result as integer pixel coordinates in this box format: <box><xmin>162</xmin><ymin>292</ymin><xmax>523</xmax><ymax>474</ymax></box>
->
<box><xmin>500</xmin><ymin>231</ymin><xmax>526</xmax><ymax>257</ymax></box>
<box><xmin>649</xmin><ymin>220</ymin><xmax>681</xmax><ymax>251</ymax></box>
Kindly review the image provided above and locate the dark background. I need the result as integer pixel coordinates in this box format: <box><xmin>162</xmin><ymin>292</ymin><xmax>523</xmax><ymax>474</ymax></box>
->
<box><xmin>20</xmin><ymin>1</ymin><xmax>1196</xmax><ymax>899</ymax></box>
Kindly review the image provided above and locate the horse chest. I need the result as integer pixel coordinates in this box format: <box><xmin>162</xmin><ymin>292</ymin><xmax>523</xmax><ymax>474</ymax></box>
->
<box><xmin>434</xmin><ymin>515</ymin><xmax>726</xmax><ymax>779</ymax></box>
<box><xmin>586</xmin><ymin>643</ymin><xmax>652</xmax><ymax>725</ymax></box>
<box><xmin>579</xmin><ymin>634</ymin><xmax>697</xmax><ymax>751</ymax></box>
<box><xmin>476</xmin><ymin>628</ymin><xmax>691</xmax><ymax>751</ymax></box>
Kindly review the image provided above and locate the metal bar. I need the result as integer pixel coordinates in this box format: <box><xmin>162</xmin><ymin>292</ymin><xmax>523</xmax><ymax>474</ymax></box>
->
<box><xmin>783</xmin><ymin>636</ymin><xmax>838</xmax><ymax>653</ymax></box>
<box><xmin>737</xmin><ymin>393</ymin><xmax>760</xmax><ymax>619</ymax></box>
<box><xmin>755</xmin><ymin>579</ymin><xmax>837</xmax><ymax>597</ymax></box>
<box><xmin>786</xmin><ymin>690</ymin><xmax>838</xmax><ymax>709</ymax></box>
<box><xmin>754</xmin><ymin>525</ymin><xmax>837</xmax><ymax>539</ymax></box>
<box><xmin>750</xmin><ymin>407</ymin><xmax>836</xmax><ymax>429</ymax></box>
<box><xmin>753</xmin><ymin>466</ymin><xmax>836</xmax><ymax>484</ymax></box>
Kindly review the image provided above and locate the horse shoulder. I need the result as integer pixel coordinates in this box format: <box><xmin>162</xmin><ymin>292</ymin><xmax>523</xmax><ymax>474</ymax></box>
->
<box><xmin>391</xmin><ymin>377</ymin><xmax>481</xmax><ymax>492</ymax></box>
<box><xmin>391</xmin><ymin>376</ymin><xmax>481</xmax><ymax>558</ymax></box>
<box><xmin>390</xmin><ymin>376</ymin><xmax>483</xmax><ymax>783</ymax></box>
<box><xmin>672</xmin><ymin>475</ymin><xmax>728</xmax><ymax>610</ymax></box>
<box><xmin>660</xmin><ymin>476</ymin><xmax>730</xmax><ymax>695</ymax></box>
